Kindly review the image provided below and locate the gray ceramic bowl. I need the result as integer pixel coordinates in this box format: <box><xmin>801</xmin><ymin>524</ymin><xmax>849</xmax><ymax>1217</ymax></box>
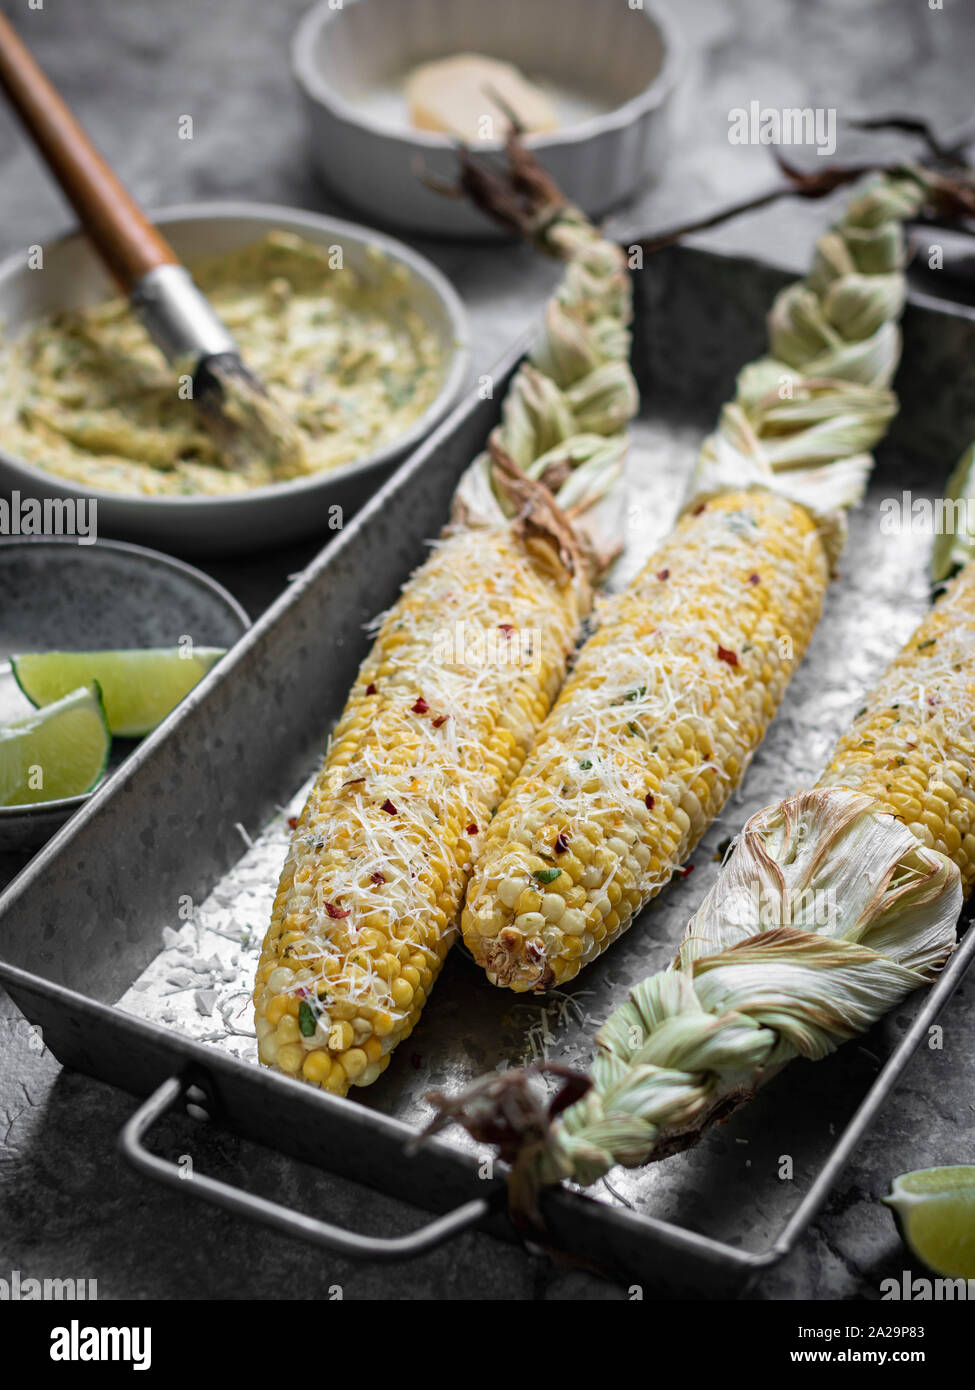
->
<box><xmin>0</xmin><ymin>203</ymin><xmax>471</xmax><ymax>556</ymax></box>
<box><xmin>292</xmin><ymin>0</ymin><xmax>682</xmax><ymax>237</ymax></box>
<box><xmin>0</xmin><ymin>538</ymin><xmax>249</xmax><ymax>851</ymax></box>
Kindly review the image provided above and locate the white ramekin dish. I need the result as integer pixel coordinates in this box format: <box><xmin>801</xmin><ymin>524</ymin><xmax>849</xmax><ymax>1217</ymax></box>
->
<box><xmin>0</xmin><ymin>203</ymin><xmax>470</xmax><ymax>556</ymax></box>
<box><xmin>291</xmin><ymin>0</ymin><xmax>682</xmax><ymax>238</ymax></box>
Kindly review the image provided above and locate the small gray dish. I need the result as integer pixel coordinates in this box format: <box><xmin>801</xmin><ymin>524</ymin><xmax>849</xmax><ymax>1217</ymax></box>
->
<box><xmin>0</xmin><ymin>538</ymin><xmax>249</xmax><ymax>852</ymax></box>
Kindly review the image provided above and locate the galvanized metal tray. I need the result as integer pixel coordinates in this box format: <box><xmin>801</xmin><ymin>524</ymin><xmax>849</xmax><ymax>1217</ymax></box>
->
<box><xmin>3</xmin><ymin>244</ymin><xmax>975</xmax><ymax>1296</ymax></box>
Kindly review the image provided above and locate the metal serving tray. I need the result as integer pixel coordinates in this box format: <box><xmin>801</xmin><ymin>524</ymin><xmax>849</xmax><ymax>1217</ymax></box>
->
<box><xmin>2</xmin><ymin>244</ymin><xmax>975</xmax><ymax>1297</ymax></box>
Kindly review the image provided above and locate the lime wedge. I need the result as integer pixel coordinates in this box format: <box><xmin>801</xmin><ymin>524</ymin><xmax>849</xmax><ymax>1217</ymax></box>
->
<box><xmin>0</xmin><ymin>684</ymin><xmax>110</xmax><ymax>807</ymax></box>
<box><xmin>12</xmin><ymin>646</ymin><xmax>225</xmax><ymax>737</ymax></box>
<box><xmin>884</xmin><ymin>1166</ymin><xmax>975</xmax><ymax>1279</ymax></box>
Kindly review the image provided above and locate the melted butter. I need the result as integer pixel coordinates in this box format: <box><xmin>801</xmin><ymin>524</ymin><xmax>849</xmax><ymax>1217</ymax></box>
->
<box><xmin>0</xmin><ymin>231</ymin><xmax>445</xmax><ymax>496</ymax></box>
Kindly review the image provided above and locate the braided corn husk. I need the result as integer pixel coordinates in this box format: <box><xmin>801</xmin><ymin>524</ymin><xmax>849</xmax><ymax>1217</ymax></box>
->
<box><xmin>461</xmin><ymin>171</ymin><xmax>931</xmax><ymax>992</ymax></box>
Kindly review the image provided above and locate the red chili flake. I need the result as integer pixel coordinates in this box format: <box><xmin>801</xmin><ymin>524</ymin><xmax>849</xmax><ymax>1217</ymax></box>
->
<box><xmin>371</xmin><ymin>872</ymin><xmax>386</xmax><ymax>885</ymax></box>
<box><xmin>554</xmin><ymin>832</ymin><xmax>570</xmax><ymax>854</ymax></box>
<box><xmin>287</xmin><ymin>815</ymin><xmax>299</xmax><ymax>829</ymax></box>
<box><xmin>365</xmin><ymin>682</ymin><xmax>377</xmax><ymax>695</ymax></box>
<box><xmin>748</xmin><ymin>573</ymin><xmax>760</xmax><ymax>585</ymax></box>
<box><xmin>656</xmin><ymin>569</ymin><xmax>670</xmax><ymax>581</ymax></box>
<box><xmin>692</xmin><ymin>502</ymin><xmax>707</xmax><ymax>516</ymax></box>
<box><xmin>717</xmin><ymin>645</ymin><xmax>739</xmax><ymax>667</ymax></box>
<box><xmin>926</xmin><ymin>692</ymin><xmax>940</xmax><ymax>707</ymax></box>
<box><xmin>467</xmin><ymin>823</ymin><xmax>479</xmax><ymax>835</ymax></box>
<box><xmin>645</xmin><ymin>793</ymin><xmax>655</xmax><ymax>811</ymax></box>
<box><xmin>432</xmin><ymin>713</ymin><xmax>449</xmax><ymax>728</ymax></box>
<box><xmin>411</xmin><ymin>697</ymin><xmax>429</xmax><ymax>714</ymax></box>
<box><xmin>498</xmin><ymin>623</ymin><xmax>516</xmax><ymax>634</ymax></box>
<box><xmin>381</xmin><ymin>799</ymin><xmax>398</xmax><ymax>815</ymax></box>
<box><xmin>411</xmin><ymin>1054</ymin><xmax>423</xmax><ymax>1070</ymax></box>
<box><xmin>324</xmin><ymin>901</ymin><xmax>350</xmax><ymax>919</ymax></box>
<box><xmin>680</xmin><ymin>864</ymin><xmax>695</xmax><ymax>879</ymax></box>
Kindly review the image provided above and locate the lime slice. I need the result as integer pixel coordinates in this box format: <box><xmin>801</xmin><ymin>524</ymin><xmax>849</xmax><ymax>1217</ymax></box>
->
<box><xmin>883</xmin><ymin>1165</ymin><xmax>975</xmax><ymax>1279</ymax></box>
<box><xmin>0</xmin><ymin>684</ymin><xmax>110</xmax><ymax>807</ymax></box>
<box><xmin>12</xmin><ymin>646</ymin><xmax>225</xmax><ymax>738</ymax></box>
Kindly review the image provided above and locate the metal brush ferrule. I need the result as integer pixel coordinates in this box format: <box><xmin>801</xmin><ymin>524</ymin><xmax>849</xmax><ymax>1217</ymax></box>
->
<box><xmin>130</xmin><ymin>264</ymin><xmax>237</xmax><ymax>365</ymax></box>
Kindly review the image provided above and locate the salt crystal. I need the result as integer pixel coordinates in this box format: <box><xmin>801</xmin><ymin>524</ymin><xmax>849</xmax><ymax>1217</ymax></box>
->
<box><xmin>194</xmin><ymin>990</ymin><xmax>218</xmax><ymax>1017</ymax></box>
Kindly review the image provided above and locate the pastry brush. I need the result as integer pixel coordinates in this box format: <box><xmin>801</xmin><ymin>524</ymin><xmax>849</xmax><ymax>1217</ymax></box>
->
<box><xmin>0</xmin><ymin>12</ymin><xmax>308</xmax><ymax>481</ymax></box>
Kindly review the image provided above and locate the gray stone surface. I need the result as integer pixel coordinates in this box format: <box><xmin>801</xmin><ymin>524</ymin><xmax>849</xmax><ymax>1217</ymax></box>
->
<box><xmin>1</xmin><ymin>0</ymin><xmax>974</xmax><ymax>1301</ymax></box>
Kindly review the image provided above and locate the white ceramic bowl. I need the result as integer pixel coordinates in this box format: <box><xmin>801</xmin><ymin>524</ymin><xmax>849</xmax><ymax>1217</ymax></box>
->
<box><xmin>292</xmin><ymin>0</ymin><xmax>682</xmax><ymax>238</ymax></box>
<box><xmin>0</xmin><ymin>203</ymin><xmax>470</xmax><ymax>556</ymax></box>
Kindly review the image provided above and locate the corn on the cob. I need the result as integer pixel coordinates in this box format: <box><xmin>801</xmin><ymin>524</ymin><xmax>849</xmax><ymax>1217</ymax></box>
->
<box><xmin>462</xmin><ymin>489</ymin><xmax>829</xmax><ymax>990</ymax></box>
<box><xmin>818</xmin><ymin>561</ymin><xmax>975</xmax><ymax>893</ymax></box>
<box><xmin>460</xmin><ymin>169</ymin><xmax>935</xmax><ymax>992</ymax></box>
<box><xmin>254</xmin><ymin>168</ymin><xmax>638</xmax><ymax>1094</ymax></box>
<box><xmin>254</xmin><ymin>524</ymin><xmax>587</xmax><ymax>1092</ymax></box>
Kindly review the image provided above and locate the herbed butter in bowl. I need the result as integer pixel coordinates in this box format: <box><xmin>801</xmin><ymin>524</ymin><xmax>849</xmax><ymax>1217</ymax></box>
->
<box><xmin>292</xmin><ymin>0</ymin><xmax>682</xmax><ymax>237</ymax></box>
<box><xmin>0</xmin><ymin>204</ymin><xmax>470</xmax><ymax>556</ymax></box>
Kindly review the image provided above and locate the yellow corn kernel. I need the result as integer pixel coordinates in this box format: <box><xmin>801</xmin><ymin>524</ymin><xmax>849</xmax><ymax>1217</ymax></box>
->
<box><xmin>391</xmin><ymin>977</ymin><xmax>415</xmax><ymax>1009</ymax></box>
<box><xmin>276</xmin><ymin>1043</ymin><xmax>304</xmax><ymax>1074</ymax></box>
<box><xmin>276</xmin><ymin>1015</ymin><xmax>301</xmax><ymax>1045</ymax></box>
<box><xmin>328</xmin><ymin>1020</ymin><xmax>354</xmax><ymax>1052</ymax></box>
<box><xmin>341</xmin><ymin>1048</ymin><xmax>369</xmax><ymax>1080</ymax></box>
<box><xmin>265</xmin><ymin>994</ymin><xmax>290</xmax><ymax>1027</ymax></box>
<box><xmin>302</xmin><ymin>1051</ymin><xmax>333</xmax><ymax>1084</ymax></box>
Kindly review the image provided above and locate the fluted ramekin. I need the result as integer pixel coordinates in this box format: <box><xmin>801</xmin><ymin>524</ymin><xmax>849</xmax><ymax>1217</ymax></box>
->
<box><xmin>292</xmin><ymin>0</ymin><xmax>682</xmax><ymax>237</ymax></box>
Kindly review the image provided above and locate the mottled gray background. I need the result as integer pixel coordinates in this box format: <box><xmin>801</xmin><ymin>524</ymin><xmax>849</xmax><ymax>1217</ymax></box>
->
<box><xmin>0</xmin><ymin>0</ymin><xmax>973</xmax><ymax>1301</ymax></box>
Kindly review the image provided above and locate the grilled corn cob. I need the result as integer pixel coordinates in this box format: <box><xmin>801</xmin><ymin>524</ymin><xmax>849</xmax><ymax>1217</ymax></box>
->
<box><xmin>461</xmin><ymin>170</ymin><xmax>935</xmax><ymax>992</ymax></box>
<box><xmin>463</xmin><ymin>490</ymin><xmax>829</xmax><ymax>989</ymax></box>
<box><xmin>255</xmin><ymin>170</ymin><xmax>637</xmax><ymax>1094</ymax></box>
<box><xmin>254</xmin><ymin>524</ymin><xmax>587</xmax><ymax>1092</ymax></box>
<box><xmin>818</xmin><ymin>561</ymin><xmax>975</xmax><ymax>893</ymax></box>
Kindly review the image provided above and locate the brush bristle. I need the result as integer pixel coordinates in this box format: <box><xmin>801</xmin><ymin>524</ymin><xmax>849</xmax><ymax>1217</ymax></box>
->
<box><xmin>194</xmin><ymin>352</ymin><xmax>309</xmax><ymax>482</ymax></box>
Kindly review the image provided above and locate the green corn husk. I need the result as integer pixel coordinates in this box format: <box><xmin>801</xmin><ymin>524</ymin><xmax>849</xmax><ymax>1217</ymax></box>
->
<box><xmin>423</xmin><ymin>786</ymin><xmax>960</xmax><ymax>1210</ymax></box>
<box><xmin>454</xmin><ymin>200</ymin><xmax>638</xmax><ymax>543</ymax></box>
<box><xmin>685</xmin><ymin>170</ymin><xmax>929</xmax><ymax>559</ymax></box>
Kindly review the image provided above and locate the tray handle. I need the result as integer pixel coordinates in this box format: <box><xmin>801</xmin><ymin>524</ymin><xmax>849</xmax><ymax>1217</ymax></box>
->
<box><xmin>120</xmin><ymin>1074</ymin><xmax>493</xmax><ymax>1261</ymax></box>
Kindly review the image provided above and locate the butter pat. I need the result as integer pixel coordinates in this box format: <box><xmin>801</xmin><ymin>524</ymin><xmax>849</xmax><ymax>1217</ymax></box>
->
<box><xmin>406</xmin><ymin>53</ymin><xmax>559</xmax><ymax>143</ymax></box>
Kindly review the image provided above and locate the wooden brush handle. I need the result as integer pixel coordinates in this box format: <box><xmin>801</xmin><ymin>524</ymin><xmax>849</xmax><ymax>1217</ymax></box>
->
<box><xmin>0</xmin><ymin>12</ymin><xmax>178</xmax><ymax>289</ymax></box>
